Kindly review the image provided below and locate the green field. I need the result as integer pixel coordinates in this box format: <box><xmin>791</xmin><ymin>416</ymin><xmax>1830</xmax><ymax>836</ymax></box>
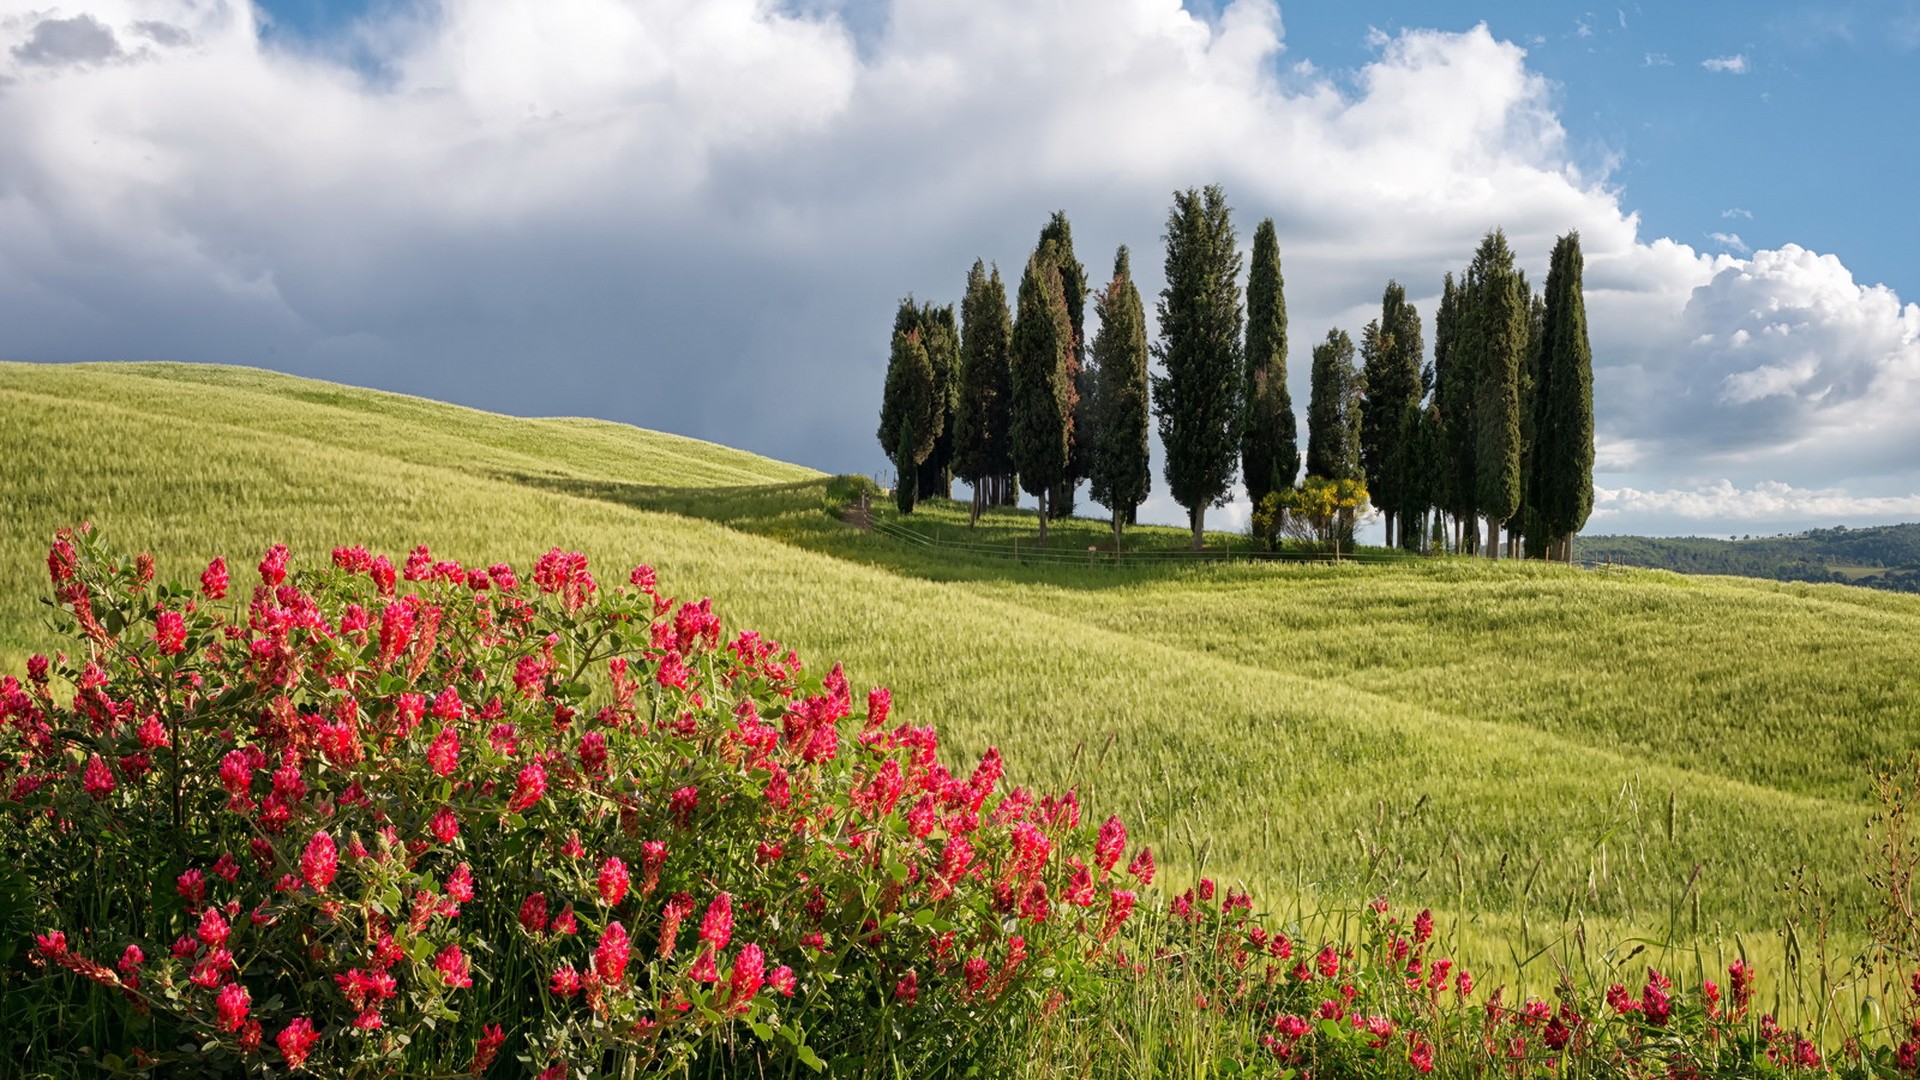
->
<box><xmin>4</xmin><ymin>360</ymin><xmax>1916</xmax><ymax>1008</ymax></box>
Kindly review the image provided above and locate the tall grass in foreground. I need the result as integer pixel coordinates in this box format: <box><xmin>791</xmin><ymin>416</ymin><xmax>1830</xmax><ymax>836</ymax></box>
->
<box><xmin>8</xmin><ymin>529</ymin><xmax>1920</xmax><ymax>1077</ymax></box>
<box><xmin>3</xmin><ymin>362</ymin><xmax>1918</xmax><ymax>1027</ymax></box>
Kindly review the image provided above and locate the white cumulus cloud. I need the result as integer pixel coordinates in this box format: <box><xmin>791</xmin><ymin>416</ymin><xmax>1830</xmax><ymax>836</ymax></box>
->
<box><xmin>1702</xmin><ymin>53</ymin><xmax>1749</xmax><ymax>73</ymax></box>
<box><xmin>0</xmin><ymin>1</ymin><xmax>1914</xmax><ymax>537</ymax></box>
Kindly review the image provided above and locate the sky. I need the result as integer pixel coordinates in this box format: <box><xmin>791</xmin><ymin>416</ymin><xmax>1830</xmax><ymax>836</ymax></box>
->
<box><xmin>1</xmin><ymin>0</ymin><xmax>1916</xmax><ymax>539</ymax></box>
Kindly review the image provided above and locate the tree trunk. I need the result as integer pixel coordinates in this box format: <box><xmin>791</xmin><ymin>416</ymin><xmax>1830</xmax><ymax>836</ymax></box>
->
<box><xmin>1189</xmin><ymin>505</ymin><xmax>1205</xmax><ymax>551</ymax></box>
<box><xmin>1112</xmin><ymin>506</ymin><xmax>1123</xmax><ymax>554</ymax></box>
<box><xmin>1485</xmin><ymin>518</ymin><xmax>1500</xmax><ymax>558</ymax></box>
<box><xmin>969</xmin><ymin>483</ymin><xmax>981</xmax><ymax>527</ymax></box>
<box><xmin>1451</xmin><ymin>517</ymin><xmax>1461</xmax><ymax>555</ymax></box>
<box><xmin>1384</xmin><ymin>513</ymin><xmax>1395</xmax><ymax>551</ymax></box>
<box><xmin>1037</xmin><ymin>488</ymin><xmax>1049</xmax><ymax>545</ymax></box>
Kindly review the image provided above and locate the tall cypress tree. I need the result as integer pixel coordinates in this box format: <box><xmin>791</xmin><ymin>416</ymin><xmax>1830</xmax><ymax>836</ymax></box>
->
<box><xmin>1468</xmin><ymin>230</ymin><xmax>1527</xmax><ymax>557</ymax></box>
<box><xmin>1010</xmin><ymin>240</ymin><xmax>1072</xmax><ymax>544</ymax></box>
<box><xmin>1515</xmin><ymin>279</ymin><xmax>1547</xmax><ymax>558</ymax></box>
<box><xmin>1307</xmin><ymin>329</ymin><xmax>1360</xmax><ymax>482</ymax></box>
<box><xmin>1037</xmin><ymin>213</ymin><xmax>1090</xmax><ymax>520</ymax></box>
<box><xmin>1152</xmin><ymin>185</ymin><xmax>1244</xmax><ymax>550</ymax></box>
<box><xmin>915</xmin><ymin>300</ymin><xmax>959</xmax><ymax>502</ymax></box>
<box><xmin>1089</xmin><ymin>246</ymin><xmax>1151</xmax><ymax>549</ymax></box>
<box><xmin>1539</xmin><ymin>231</ymin><xmax>1595</xmax><ymax>561</ymax></box>
<box><xmin>954</xmin><ymin>260</ymin><xmax>1014</xmax><ymax>525</ymax></box>
<box><xmin>1241</xmin><ymin>218</ymin><xmax>1297</xmax><ymax>509</ymax></box>
<box><xmin>1433</xmin><ymin>272</ymin><xmax>1477</xmax><ymax>553</ymax></box>
<box><xmin>877</xmin><ymin>325</ymin><xmax>936</xmax><ymax>512</ymax></box>
<box><xmin>1358</xmin><ymin>282</ymin><xmax>1423</xmax><ymax>547</ymax></box>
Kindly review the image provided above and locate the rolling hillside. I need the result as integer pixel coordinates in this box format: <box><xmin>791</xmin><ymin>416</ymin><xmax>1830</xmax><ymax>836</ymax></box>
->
<box><xmin>1583</xmin><ymin>525</ymin><xmax>1920</xmax><ymax>592</ymax></box>
<box><xmin>5</xmin><ymin>360</ymin><xmax>1917</xmax><ymax>993</ymax></box>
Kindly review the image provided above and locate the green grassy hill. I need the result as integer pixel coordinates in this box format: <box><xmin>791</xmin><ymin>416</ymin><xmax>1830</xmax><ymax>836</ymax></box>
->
<box><xmin>1583</xmin><ymin>525</ymin><xmax>1920</xmax><ymax>592</ymax></box>
<box><xmin>5</xmin><ymin>360</ymin><xmax>1917</xmax><ymax>1002</ymax></box>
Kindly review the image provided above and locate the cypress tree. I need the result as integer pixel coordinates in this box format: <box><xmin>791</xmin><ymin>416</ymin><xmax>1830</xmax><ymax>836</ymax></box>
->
<box><xmin>1089</xmin><ymin>245</ymin><xmax>1151</xmax><ymax>549</ymax></box>
<box><xmin>877</xmin><ymin>325</ymin><xmax>936</xmax><ymax>512</ymax></box>
<box><xmin>954</xmin><ymin>260</ymin><xmax>1014</xmax><ymax>526</ymax></box>
<box><xmin>1307</xmin><ymin>329</ymin><xmax>1360</xmax><ymax>482</ymax></box>
<box><xmin>894</xmin><ymin>419</ymin><xmax>919</xmax><ymax>514</ymax></box>
<box><xmin>1516</xmin><ymin>279</ymin><xmax>1547</xmax><ymax>558</ymax></box>
<box><xmin>1539</xmin><ymin>231</ymin><xmax>1595</xmax><ymax>561</ymax></box>
<box><xmin>915</xmin><ymin>300</ymin><xmax>959</xmax><ymax>502</ymax></box>
<box><xmin>1241</xmin><ymin>218</ymin><xmax>1298</xmax><ymax>509</ymax></box>
<box><xmin>1152</xmin><ymin>185</ymin><xmax>1244</xmax><ymax>550</ymax></box>
<box><xmin>1010</xmin><ymin>240</ymin><xmax>1072</xmax><ymax>544</ymax></box>
<box><xmin>1037</xmin><ymin>213</ymin><xmax>1090</xmax><ymax>520</ymax></box>
<box><xmin>1468</xmin><ymin>230</ymin><xmax>1527</xmax><ymax>557</ymax></box>
<box><xmin>1359</xmin><ymin>282</ymin><xmax>1423</xmax><ymax>548</ymax></box>
<box><xmin>1433</xmin><ymin>272</ymin><xmax>1477</xmax><ymax>554</ymax></box>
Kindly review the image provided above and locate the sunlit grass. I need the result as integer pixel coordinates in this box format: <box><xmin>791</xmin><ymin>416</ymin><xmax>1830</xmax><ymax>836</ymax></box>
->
<box><xmin>3</xmin><ymin>359</ymin><xmax>1916</xmax><ymax>1020</ymax></box>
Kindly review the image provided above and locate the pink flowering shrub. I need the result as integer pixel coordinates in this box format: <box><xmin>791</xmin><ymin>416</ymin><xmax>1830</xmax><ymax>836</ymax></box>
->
<box><xmin>0</xmin><ymin>527</ymin><xmax>1148</xmax><ymax>1075</ymax></box>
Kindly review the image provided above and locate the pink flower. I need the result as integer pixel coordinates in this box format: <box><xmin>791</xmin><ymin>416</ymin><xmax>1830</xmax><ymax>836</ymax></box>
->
<box><xmin>434</xmin><ymin>944</ymin><xmax>473</xmax><ymax>989</ymax></box>
<box><xmin>894</xmin><ymin>970</ymin><xmax>919</xmax><ymax>1005</ymax></box>
<box><xmin>446</xmin><ymin>862</ymin><xmax>475</xmax><ymax>904</ymax></box>
<box><xmin>728</xmin><ymin>944</ymin><xmax>765</xmax><ymax>1011</ymax></box>
<box><xmin>152</xmin><ymin>610</ymin><xmax>187</xmax><ymax>655</ymax></box>
<box><xmin>197</xmin><ymin>906</ymin><xmax>232</xmax><ymax>949</ymax></box>
<box><xmin>594</xmin><ymin>921</ymin><xmax>631</xmax><ymax>983</ymax></box>
<box><xmin>1409</xmin><ymin>1038</ymin><xmax>1434</xmax><ymax>1074</ymax></box>
<box><xmin>1127</xmin><ymin>847</ymin><xmax>1155</xmax><ymax>885</ymax></box>
<box><xmin>81</xmin><ymin>754</ymin><xmax>115</xmax><ymax>801</ymax></box>
<box><xmin>668</xmin><ymin>785</ymin><xmax>698</xmax><ymax>827</ymax></box>
<box><xmin>1094</xmin><ymin>816</ymin><xmax>1127</xmax><ymax>874</ymax></box>
<box><xmin>277</xmin><ymin>1017</ymin><xmax>320</xmax><ymax>1067</ymax></box>
<box><xmin>302</xmin><ymin>831</ymin><xmax>338</xmax><ymax>892</ymax></box>
<box><xmin>215</xmin><ymin>982</ymin><xmax>251</xmax><ymax>1032</ymax></box>
<box><xmin>201</xmin><ymin>557</ymin><xmax>229</xmax><ymax>600</ymax></box>
<box><xmin>578</xmin><ymin>731</ymin><xmax>608</xmax><ymax>777</ymax></box>
<box><xmin>258</xmin><ymin>544</ymin><xmax>290</xmax><ymax>587</ymax></box>
<box><xmin>471</xmin><ymin>1024</ymin><xmax>506</xmax><ymax>1075</ymax></box>
<box><xmin>427</xmin><ymin>726</ymin><xmax>460</xmax><ymax>778</ymax></box>
<box><xmin>507</xmin><ymin>762</ymin><xmax>547</xmax><ymax>813</ymax></box>
<box><xmin>598</xmin><ymin>857</ymin><xmax>630</xmax><ymax>907</ymax></box>
<box><xmin>1314</xmin><ymin>945</ymin><xmax>1340</xmax><ymax>979</ymax></box>
<box><xmin>700</xmin><ymin>892</ymin><xmax>733</xmax><ymax>950</ymax></box>
<box><xmin>550</xmin><ymin>962</ymin><xmax>581</xmax><ymax>997</ymax></box>
<box><xmin>1413</xmin><ymin>908</ymin><xmax>1434</xmax><ymax>945</ymax></box>
<box><xmin>519</xmin><ymin>892</ymin><xmax>549</xmax><ymax>933</ymax></box>
<box><xmin>689</xmin><ymin>947</ymin><xmax>720</xmax><ymax>984</ymax></box>
<box><xmin>430</xmin><ymin>806</ymin><xmax>460</xmax><ymax>844</ymax></box>
<box><xmin>866</xmin><ymin>686</ymin><xmax>891</xmax><ymax>727</ymax></box>
<box><xmin>768</xmin><ymin>965</ymin><xmax>797</xmax><ymax>997</ymax></box>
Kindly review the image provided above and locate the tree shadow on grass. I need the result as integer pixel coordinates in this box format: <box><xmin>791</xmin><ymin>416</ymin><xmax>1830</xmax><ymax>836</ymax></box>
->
<box><xmin>496</xmin><ymin>472</ymin><xmax>1259</xmax><ymax>592</ymax></box>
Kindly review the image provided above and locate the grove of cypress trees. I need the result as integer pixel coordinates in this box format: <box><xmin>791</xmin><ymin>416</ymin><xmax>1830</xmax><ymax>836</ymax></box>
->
<box><xmin>915</xmin><ymin>301</ymin><xmax>959</xmax><ymax>502</ymax></box>
<box><xmin>1089</xmin><ymin>245</ymin><xmax>1151</xmax><ymax>550</ymax></box>
<box><xmin>1152</xmin><ymin>185</ymin><xmax>1244</xmax><ymax>550</ymax></box>
<box><xmin>1240</xmin><ymin>218</ymin><xmax>1298</xmax><ymax>509</ymax></box>
<box><xmin>1307</xmin><ymin>328</ymin><xmax>1361</xmax><ymax>482</ymax></box>
<box><xmin>953</xmin><ymin>260</ymin><xmax>1014</xmax><ymax>526</ymax></box>
<box><xmin>877</xmin><ymin>325</ymin><xmax>936</xmax><ymax>513</ymax></box>
<box><xmin>1037</xmin><ymin>213</ymin><xmax>1090</xmax><ymax>521</ymax></box>
<box><xmin>1468</xmin><ymin>230</ymin><xmax>1528</xmax><ymax>557</ymax></box>
<box><xmin>1010</xmin><ymin>240</ymin><xmax>1073</xmax><ymax>544</ymax></box>
<box><xmin>1359</xmin><ymin>281</ymin><xmax>1423</xmax><ymax>547</ymax></box>
<box><xmin>1538</xmin><ymin>231</ymin><xmax>1595</xmax><ymax>561</ymax></box>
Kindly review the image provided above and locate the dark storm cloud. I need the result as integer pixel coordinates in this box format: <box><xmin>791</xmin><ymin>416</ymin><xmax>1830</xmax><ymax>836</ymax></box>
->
<box><xmin>12</xmin><ymin>14</ymin><xmax>123</xmax><ymax>66</ymax></box>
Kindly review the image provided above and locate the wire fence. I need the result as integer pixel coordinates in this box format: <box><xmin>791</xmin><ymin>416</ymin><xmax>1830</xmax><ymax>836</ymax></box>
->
<box><xmin>859</xmin><ymin>499</ymin><xmax>1630</xmax><ymax>571</ymax></box>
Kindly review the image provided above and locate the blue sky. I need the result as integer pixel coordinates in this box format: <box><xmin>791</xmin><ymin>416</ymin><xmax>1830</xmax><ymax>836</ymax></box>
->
<box><xmin>5</xmin><ymin>0</ymin><xmax>1919</xmax><ymax>536</ymax></box>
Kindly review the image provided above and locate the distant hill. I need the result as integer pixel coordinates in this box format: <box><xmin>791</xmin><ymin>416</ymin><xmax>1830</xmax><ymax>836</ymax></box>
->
<box><xmin>1580</xmin><ymin>522</ymin><xmax>1920</xmax><ymax>591</ymax></box>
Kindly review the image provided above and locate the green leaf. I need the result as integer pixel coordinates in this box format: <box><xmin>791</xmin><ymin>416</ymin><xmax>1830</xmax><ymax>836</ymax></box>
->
<box><xmin>795</xmin><ymin>1045</ymin><xmax>826</xmax><ymax>1073</ymax></box>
